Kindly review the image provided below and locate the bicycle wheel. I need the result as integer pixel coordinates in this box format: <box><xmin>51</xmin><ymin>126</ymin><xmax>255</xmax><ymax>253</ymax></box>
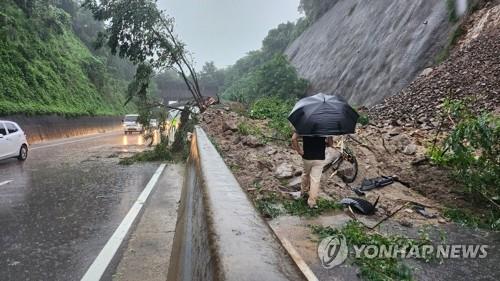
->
<box><xmin>336</xmin><ymin>149</ymin><xmax>358</xmax><ymax>183</ymax></box>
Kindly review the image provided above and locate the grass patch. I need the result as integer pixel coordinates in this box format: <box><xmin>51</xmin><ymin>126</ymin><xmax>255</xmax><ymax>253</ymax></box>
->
<box><xmin>237</xmin><ymin>120</ymin><xmax>262</xmax><ymax>136</ymax></box>
<box><xmin>255</xmin><ymin>195</ymin><xmax>282</xmax><ymax>218</ymax></box>
<box><xmin>249</xmin><ymin>96</ymin><xmax>295</xmax><ymax>140</ymax></box>
<box><xmin>283</xmin><ymin>197</ymin><xmax>343</xmax><ymax>217</ymax></box>
<box><xmin>311</xmin><ymin>221</ymin><xmax>434</xmax><ymax>281</ymax></box>
<box><xmin>444</xmin><ymin>208</ymin><xmax>500</xmax><ymax>231</ymax></box>
<box><xmin>254</xmin><ymin>196</ymin><xmax>343</xmax><ymax>219</ymax></box>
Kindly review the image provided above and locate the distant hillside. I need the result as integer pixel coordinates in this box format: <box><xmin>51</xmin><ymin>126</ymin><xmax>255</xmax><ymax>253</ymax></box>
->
<box><xmin>0</xmin><ymin>0</ymin><xmax>132</xmax><ymax>116</ymax></box>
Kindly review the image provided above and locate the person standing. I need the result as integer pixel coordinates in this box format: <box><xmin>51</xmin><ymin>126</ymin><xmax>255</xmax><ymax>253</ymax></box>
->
<box><xmin>291</xmin><ymin>132</ymin><xmax>333</xmax><ymax>208</ymax></box>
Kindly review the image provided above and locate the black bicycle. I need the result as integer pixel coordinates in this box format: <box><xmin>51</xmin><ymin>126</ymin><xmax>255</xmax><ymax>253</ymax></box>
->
<box><xmin>324</xmin><ymin>136</ymin><xmax>358</xmax><ymax>183</ymax></box>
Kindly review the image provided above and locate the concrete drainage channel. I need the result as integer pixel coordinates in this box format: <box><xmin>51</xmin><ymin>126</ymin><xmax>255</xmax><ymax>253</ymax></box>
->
<box><xmin>167</xmin><ymin>127</ymin><xmax>306</xmax><ymax>281</ymax></box>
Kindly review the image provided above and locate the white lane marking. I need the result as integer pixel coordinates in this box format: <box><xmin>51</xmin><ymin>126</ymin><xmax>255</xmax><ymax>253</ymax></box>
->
<box><xmin>0</xmin><ymin>180</ymin><xmax>13</xmax><ymax>187</ymax></box>
<box><xmin>80</xmin><ymin>163</ymin><xmax>167</xmax><ymax>281</ymax></box>
<box><xmin>280</xmin><ymin>237</ymin><xmax>319</xmax><ymax>281</ymax></box>
<box><xmin>31</xmin><ymin>132</ymin><xmax>120</xmax><ymax>151</ymax></box>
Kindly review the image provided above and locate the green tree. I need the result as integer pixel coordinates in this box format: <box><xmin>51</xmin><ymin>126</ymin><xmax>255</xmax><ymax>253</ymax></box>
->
<box><xmin>222</xmin><ymin>54</ymin><xmax>308</xmax><ymax>104</ymax></box>
<box><xmin>200</xmin><ymin>61</ymin><xmax>225</xmax><ymax>90</ymax></box>
<box><xmin>82</xmin><ymin>0</ymin><xmax>205</xmax><ymax>157</ymax></box>
<box><xmin>82</xmin><ymin>0</ymin><xmax>204</xmax><ymax>108</ymax></box>
<box><xmin>298</xmin><ymin>0</ymin><xmax>339</xmax><ymax>22</ymax></box>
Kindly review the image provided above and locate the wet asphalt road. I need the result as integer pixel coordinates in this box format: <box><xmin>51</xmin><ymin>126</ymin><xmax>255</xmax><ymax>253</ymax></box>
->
<box><xmin>0</xmin><ymin>131</ymin><xmax>162</xmax><ymax>281</ymax></box>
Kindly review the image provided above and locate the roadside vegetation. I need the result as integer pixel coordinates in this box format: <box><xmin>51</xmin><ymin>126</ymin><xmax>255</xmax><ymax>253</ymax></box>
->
<box><xmin>312</xmin><ymin>221</ymin><xmax>436</xmax><ymax>281</ymax></box>
<box><xmin>298</xmin><ymin>0</ymin><xmax>339</xmax><ymax>23</ymax></box>
<box><xmin>0</xmin><ymin>0</ymin><xmax>135</xmax><ymax>116</ymax></box>
<box><xmin>119</xmin><ymin>137</ymin><xmax>173</xmax><ymax>165</ymax></box>
<box><xmin>219</xmin><ymin>19</ymin><xmax>310</xmax><ymax>140</ymax></box>
<box><xmin>255</xmin><ymin>195</ymin><xmax>343</xmax><ymax>219</ymax></box>
<box><xmin>428</xmin><ymin>99</ymin><xmax>499</xmax><ymax>229</ymax></box>
<box><xmin>437</xmin><ymin>0</ymin><xmax>484</xmax><ymax>63</ymax></box>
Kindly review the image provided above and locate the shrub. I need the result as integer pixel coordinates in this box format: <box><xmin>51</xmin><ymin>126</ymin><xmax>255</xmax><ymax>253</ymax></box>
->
<box><xmin>428</xmin><ymin>99</ymin><xmax>499</xmax><ymax>205</ymax></box>
<box><xmin>237</xmin><ymin>120</ymin><xmax>262</xmax><ymax>136</ymax></box>
<box><xmin>250</xmin><ymin>96</ymin><xmax>295</xmax><ymax>139</ymax></box>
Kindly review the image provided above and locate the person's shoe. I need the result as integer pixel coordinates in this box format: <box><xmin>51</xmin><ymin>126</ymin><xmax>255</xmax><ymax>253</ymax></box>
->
<box><xmin>307</xmin><ymin>198</ymin><xmax>317</xmax><ymax>208</ymax></box>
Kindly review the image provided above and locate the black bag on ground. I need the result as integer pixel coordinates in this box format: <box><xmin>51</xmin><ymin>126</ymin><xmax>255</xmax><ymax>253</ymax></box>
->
<box><xmin>359</xmin><ymin>176</ymin><xmax>395</xmax><ymax>191</ymax></box>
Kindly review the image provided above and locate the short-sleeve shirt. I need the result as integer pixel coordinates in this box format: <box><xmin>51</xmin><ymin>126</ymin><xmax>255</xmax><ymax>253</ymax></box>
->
<box><xmin>302</xmin><ymin>136</ymin><xmax>326</xmax><ymax>160</ymax></box>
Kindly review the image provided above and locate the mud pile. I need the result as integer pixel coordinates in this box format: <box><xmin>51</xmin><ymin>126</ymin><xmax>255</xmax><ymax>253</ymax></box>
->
<box><xmin>369</xmin><ymin>3</ymin><xmax>500</xmax><ymax>127</ymax></box>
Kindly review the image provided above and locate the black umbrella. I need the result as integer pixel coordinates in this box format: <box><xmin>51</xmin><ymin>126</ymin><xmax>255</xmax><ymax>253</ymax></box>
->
<box><xmin>288</xmin><ymin>93</ymin><xmax>359</xmax><ymax>136</ymax></box>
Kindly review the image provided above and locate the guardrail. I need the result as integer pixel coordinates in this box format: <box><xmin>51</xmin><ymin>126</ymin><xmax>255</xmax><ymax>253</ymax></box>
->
<box><xmin>167</xmin><ymin>126</ymin><xmax>304</xmax><ymax>281</ymax></box>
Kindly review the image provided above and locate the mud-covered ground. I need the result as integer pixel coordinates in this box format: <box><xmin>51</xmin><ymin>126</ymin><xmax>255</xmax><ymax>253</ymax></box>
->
<box><xmin>200</xmin><ymin>106</ymin><xmax>499</xmax><ymax>281</ymax></box>
<box><xmin>201</xmin><ymin>106</ymin><xmax>459</xmax><ymax>224</ymax></box>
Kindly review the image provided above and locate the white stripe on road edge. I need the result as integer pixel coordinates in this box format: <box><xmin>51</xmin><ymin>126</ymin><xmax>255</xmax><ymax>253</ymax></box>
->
<box><xmin>80</xmin><ymin>163</ymin><xmax>167</xmax><ymax>281</ymax></box>
<box><xmin>31</xmin><ymin>132</ymin><xmax>120</xmax><ymax>151</ymax></box>
<box><xmin>280</xmin><ymin>238</ymin><xmax>319</xmax><ymax>281</ymax></box>
<box><xmin>0</xmin><ymin>180</ymin><xmax>13</xmax><ymax>187</ymax></box>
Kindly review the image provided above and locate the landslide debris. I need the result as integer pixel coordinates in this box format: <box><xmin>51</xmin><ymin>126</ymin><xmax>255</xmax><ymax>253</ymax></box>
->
<box><xmin>201</xmin><ymin>106</ymin><xmax>456</xmax><ymax>226</ymax></box>
<box><xmin>369</xmin><ymin>3</ymin><xmax>500</xmax><ymax>128</ymax></box>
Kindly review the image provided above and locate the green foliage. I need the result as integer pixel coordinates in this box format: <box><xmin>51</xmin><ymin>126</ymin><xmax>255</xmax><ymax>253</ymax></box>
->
<box><xmin>83</xmin><ymin>0</ymin><xmax>182</xmax><ymax>67</ymax></box>
<box><xmin>436</xmin><ymin>25</ymin><xmax>465</xmax><ymax>63</ymax></box>
<box><xmin>446</xmin><ymin>0</ymin><xmax>459</xmax><ymax>22</ymax></box>
<box><xmin>254</xmin><ymin>196</ymin><xmax>342</xmax><ymax>219</ymax></box>
<box><xmin>444</xmin><ymin>208</ymin><xmax>500</xmax><ymax>231</ymax></box>
<box><xmin>357</xmin><ymin>112</ymin><xmax>370</xmax><ymax>126</ymax></box>
<box><xmin>299</xmin><ymin>0</ymin><xmax>339</xmax><ymax>22</ymax></box>
<box><xmin>428</xmin><ymin>99</ymin><xmax>499</xmax><ymax>204</ymax></box>
<box><xmin>222</xmin><ymin>54</ymin><xmax>308</xmax><ymax>104</ymax></box>
<box><xmin>262</xmin><ymin>22</ymin><xmax>301</xmax><ymax>56</ymax></box>
<box><xmin>0</xmin><ymin>0</ymin><xmax>132</xmax><ymax>116</ymax></box>
<box><xmin>255</xmin><ymin>195</ymin><xmax>282</xmax><ymax>218</ymax></box>
<box><xmin>311</xmin><ymin>221</ymin><xmax>432</xmax><ymax>281</ymax></box>
<box><xmin>250</xmin><ymin>97</ymin><xmax>296</xmax><ymax>139</ymax></box>
<box><xmin>237</xmin><ymin>120</ymin><xmax>262</xmax><ymax>136</ymax></box>
<box><xmin>283</xmin><ymin>197</ymin><xmax>343</xmax><ymax>217</ymax></box>
<box><xmin>221</xmin><ymin>18</ymin><xmax>310</xmax><ymax>97</ymax></box>
<box><xmin>199</xmin><ymin>61</ymin><xmax>226</xmax><ymax>90</ymax></box>
<box><xmin>119</xmin><ymin>142</ymin><xmax>173</xmax><ymax>165</ymax></box>
<box><xmin>171</xmin><ymin>109</ymin><xmax>198</xmax><ymax>160</ymax></box>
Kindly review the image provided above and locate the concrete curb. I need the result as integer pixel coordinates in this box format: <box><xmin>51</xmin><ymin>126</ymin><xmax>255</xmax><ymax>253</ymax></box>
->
<box><xmin>167</xmin><ymin>126</ymin><xmax>304</xmax><ymax>281</ymax></box>
<box><xmin>2</xmin><ymin>115</ymin><xmax>122</xmax><ymax>143</ymax></box>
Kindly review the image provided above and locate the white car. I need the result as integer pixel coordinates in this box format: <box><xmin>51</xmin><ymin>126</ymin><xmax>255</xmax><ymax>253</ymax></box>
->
<box><xmin>0</xmin><ymin>121</ymin><xmax>28</xmax><ymax>161</ymax></box>
<box><xmin>123</xmin><ymin>114</ymin><xmax>143</xmax><ymax>134</ymax></box>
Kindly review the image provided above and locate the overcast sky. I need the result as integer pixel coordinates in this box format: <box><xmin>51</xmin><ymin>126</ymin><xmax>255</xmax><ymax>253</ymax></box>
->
<box><xmin>158</xmin><ymin>0</ymin><xmax>301</xmax><ymax>69</ymax></box>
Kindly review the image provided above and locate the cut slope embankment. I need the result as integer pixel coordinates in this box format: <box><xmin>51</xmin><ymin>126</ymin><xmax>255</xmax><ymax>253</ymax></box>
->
<box><xmin>286</xmin><ymin>0</ymin><xmax>453</xmax><ymax>106</ymax></box>
<box><xmin>0</xmin><ymin>1</ymin><xmax>130</xmax><ymax>116</ymax></box>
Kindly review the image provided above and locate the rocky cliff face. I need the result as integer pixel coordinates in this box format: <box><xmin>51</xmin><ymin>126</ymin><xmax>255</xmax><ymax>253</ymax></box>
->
<box><xmin>285</xmin><ymin>0</ymin><xmax>452</xmax><ymax>106</ymax></box>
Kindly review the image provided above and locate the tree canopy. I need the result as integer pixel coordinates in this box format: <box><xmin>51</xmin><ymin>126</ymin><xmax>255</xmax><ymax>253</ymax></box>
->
<box><xmin>82</xmin><ymin>0</ymin><xmax>204</xmax><ymax>108</ymax></box>
<box><xmin>298</xmin><ymin>0</ymin><xmax>339</xmax><ymax>22</ymax></box>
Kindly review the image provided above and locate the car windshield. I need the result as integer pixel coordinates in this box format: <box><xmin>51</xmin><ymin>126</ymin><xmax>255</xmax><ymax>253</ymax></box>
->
<box><xmin>124</xmin><ymin>115</ymin><xmax>138</xmax><ymax>122</ymax></box>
